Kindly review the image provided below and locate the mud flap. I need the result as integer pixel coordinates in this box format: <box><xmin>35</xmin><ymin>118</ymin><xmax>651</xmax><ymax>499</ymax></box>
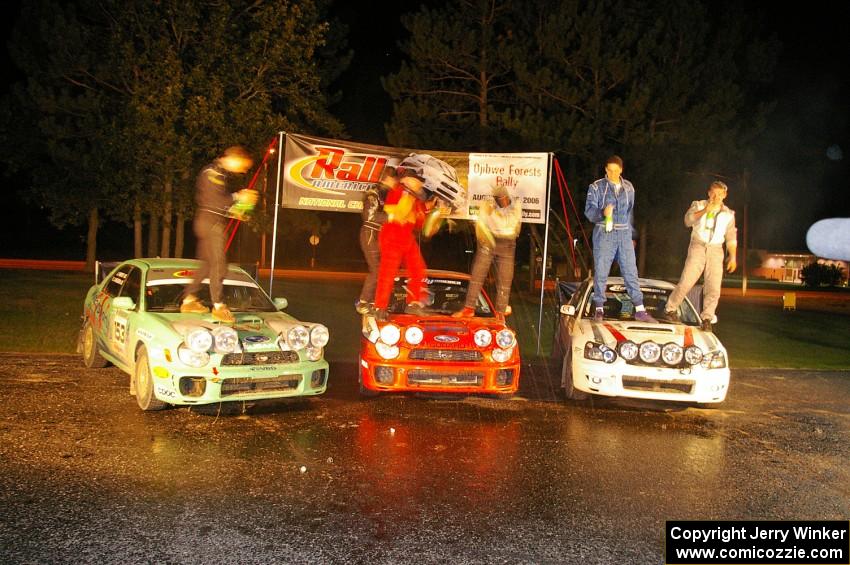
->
<box><xmin>75</xmin><ymin>326</ymin><xmax>85</xmax><ymax>354</ymax></box>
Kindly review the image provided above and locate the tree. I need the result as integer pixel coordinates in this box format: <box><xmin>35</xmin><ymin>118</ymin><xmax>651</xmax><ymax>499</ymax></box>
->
<box><xmin>384</xmin><ymin>0</ymin><xmax>520</xmax><ymax>151</ymax></box>
<box><xmin>510</xmin><ymin>0</ymin><xmax>778</xmax><ymax>274</ymax></box>
<box><xmin>4</xmin><ymin>0</ymin><xmax>348</xmax><ymax>267</ymax></box>
<box><xmin>384</xmin><ymin>0</ymin><xmax>779</xmax><ymax>276</ymax></box>
<box><xmin>800</xmin><ymin>263</ymin><xmax>844</xmax><ymax>288</ymax></box>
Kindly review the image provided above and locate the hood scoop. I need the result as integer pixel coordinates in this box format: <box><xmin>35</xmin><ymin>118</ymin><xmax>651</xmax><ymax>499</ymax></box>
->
<box><xmin>623</xmin><ymin>325</ymin><xmax>674</xmax><ymax>333</ymax></box>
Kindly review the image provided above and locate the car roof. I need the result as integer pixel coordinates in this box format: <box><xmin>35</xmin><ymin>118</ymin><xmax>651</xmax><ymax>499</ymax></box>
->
<box><xmin>394</xmin><ymin>269</ymin><xmax>471</xmax><ymax>282</ymax></box>
<box><xmin>603</xmin><ymin>276</ymin><xmax>676</xmax><ymax>290</ymax></box>
<box><xmin>114</xmin><ymin>258</ymin><xmax>254</xmax><ymax>283</ymax></box>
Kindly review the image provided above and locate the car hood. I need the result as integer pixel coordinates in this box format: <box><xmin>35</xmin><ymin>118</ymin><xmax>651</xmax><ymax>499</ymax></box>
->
<box><xmin>579</xmin><ymin>318</ymin><xmax>723</xmax><ymax>351</ymax></box>
<box><xmin>166</xmin><ymin>311</ymin><xmax>308</xmax><ymax>351</ymax></box>
<box><xmin>367</xmin><ymin>313</ymin><xmax>511</xmax><ymax>348</ymax></box>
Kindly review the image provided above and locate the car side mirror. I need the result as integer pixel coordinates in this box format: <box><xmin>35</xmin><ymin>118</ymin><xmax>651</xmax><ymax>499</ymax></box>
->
<box><xmin>112</xmin><ymin>296</ymin><xmax>136</xmax><ymax>311</ymax></box>
<box><xmin>273</xmin><ymin>297</ymin><xmax>288</xmax><ymax>310</ymax></box>
<box><xmin>560</xmin><ymin>304</ymin><xmax>576</xmax><ymax>317</ymax></box>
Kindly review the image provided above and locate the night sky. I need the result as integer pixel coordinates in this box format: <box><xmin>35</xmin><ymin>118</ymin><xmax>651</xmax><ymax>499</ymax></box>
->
<box><xmin>2</xmin><ymin>1</ymin><xmax>848</xmax><ymax>258</ymax></box>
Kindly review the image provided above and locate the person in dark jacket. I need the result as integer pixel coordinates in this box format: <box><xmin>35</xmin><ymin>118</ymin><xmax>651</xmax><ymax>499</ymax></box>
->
<box><xmin>356</xmin><ymin>166</ymin><xmax>397</xmax><ymax>314</ymax></box>
<box><xmin>181</xmin><ymin>146</ymin><xmax>255</xmax><ymax>322</ymax></box>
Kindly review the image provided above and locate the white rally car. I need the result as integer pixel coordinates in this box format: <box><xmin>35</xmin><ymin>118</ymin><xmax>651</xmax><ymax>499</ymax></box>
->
<box><xmin>553</xmin><ymin>277</ymin><xmax>730</xmax><ymax>405</ymax></box>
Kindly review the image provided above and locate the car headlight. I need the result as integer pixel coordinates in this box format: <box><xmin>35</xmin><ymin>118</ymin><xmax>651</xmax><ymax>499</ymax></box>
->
<box><xmin>404</xmin><ymin>326</ymin><xmax>423</xmax><ymax>345</ymax></box>
<box><xmin>684</xmin><ymin>345</ymin><xmax>703</xmax><ymax>365</ymax></box>
<box><xmin>701</xmin><ymin>350</ymin><xmax>727</xmax><ymax>369</ymax></box>
<box><xmin>379</xmin><ymin>324</ymin><xmax>401</xmax><ymax>346</ymax></box>
<box><xmin>618</xmin><ymin>340</ymin><xmax>639</xmax><ymax>361</ymax></box>
<box><xmin>212</xmin><ymin>326</ymin><xmax>239</xmax><ymax>353</ymax></box>
<box><xmin>496</xmin><ymin>329</ymin><xmax>515</xmax><ymax>349</ymax></box>
<box><xmin>186</xmin><ymin>328</ymin><xmax>213</xmax><ymax>353</ymax></box>
<box><xmin>661</xmin><ymin>342</ymin><xmax>683</xmax><ymax>366</ymax></box>
<box><xmin>310</xmin><ymin>324</ymin><xmax>330</xmax><ymax>348</ymax></box>
<box><xmin>639</xmin><ymin>341</ymin><xmax>661</xmax><ymax>364</ymax></box>
<box><xmin>375</xmin><ymin>342</ymin><xmax>399</xmax><ymax>360</ymax></box>
<box><xmin>584</xmin><ymin>342</ymin><xmax>617</xmax><ymax>363</ymax></box>
<box><xmin>474</xmin><ymin>328</ymin><xmax>492</xmax><ymax>347</ymax></box>
<box><xmin>492</xmin><ymin>346</ymin><xmax>513</xmax><ymax>363</ymax></box>
<box><xmin>286</xmin><ymin>326</ymin><xmax>310</xmax><ymax>350</ymax></box>
<box><xmin>306</xmin><ymin>346</ymin><xmax>323</xmax><ymax>361</ymax></box>
<box><xmin>177</xmin><ymin>345</ymin><xmax>210</xmax><ymax>367</ymax></box>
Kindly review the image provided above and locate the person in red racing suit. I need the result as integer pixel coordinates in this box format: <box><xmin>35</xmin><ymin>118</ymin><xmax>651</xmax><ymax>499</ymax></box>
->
<box><xmin>372</xmin><ymin>171</ymin><xmax>430</xmax><ymax>321</ymax></box>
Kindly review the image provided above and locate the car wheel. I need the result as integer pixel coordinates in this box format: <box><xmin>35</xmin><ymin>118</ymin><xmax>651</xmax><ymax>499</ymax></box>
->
<box><xmin>82</xmin><ymin>321</ymin><xmax>109</xmax><ymax>368</ymax></box>
<box><xmin>357</xmin><ymin>359</ymin><xmax>379</xmax><ymax>398</ymax></box>
<box><xmin>561</xmin><ymin>351</ymin><xmax>588</xmax><ymax>401</ymax></box>
<box><xmin>695</xmin><ymin>401</ymin><xmax>722</xmax><ymax>410</ymax></box>
<box><xmin>134</xmin><ymin>346</ymin><xmax>168</xmax><ymax>411</ymax></box>
<box><xmin>551</xmin><ymin>330</ymin><xmax>564</xmax><ymax>361</ymax></box>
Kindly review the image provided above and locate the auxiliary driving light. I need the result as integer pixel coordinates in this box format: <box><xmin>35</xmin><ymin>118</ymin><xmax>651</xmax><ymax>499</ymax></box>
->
<box><xmin>379</xmin><ymin>324</ymin><xmax>401</xmax><ymax>346</ymax></box>
<box><xmin>684</xmin><ymin>345</ymin><xmax>703</xmax><ymax>365</ymax></box>
<box><xmin>186</xmin><ymin>328</ymin><xmax>213</xmax><ymax>353</ymax></box>
<box><xmin>212</xmin><ymin>326</ymin><xmax>239</xmax><ymax>353</ymax></box>
<box><xmin>661</xmin><ymin>342</ymin><xmax>684</xmax><ymax>366</ymax></box>
<box><xmin>404</xmin><ymin>326</ymin><xmax>424</xmax><ymax>345</ymax></box>
<box><xmin>639</xmin><ymin>341</ymin><xmax>661</xmax><ymax>364</ymax></box>
<box><xmin>310</xmin><ymin>325</ymin><xmax>330</xmax><ymax>348</ymax></box>
<box><xmin>618</xmin><ymin>340</ymin><xmax>639</xmax><ymax>361</ymax></box>
<box><xmin>474</xmin><ymin>328</ymin><xmax>492</xmax><ymax>347</ymax></box>
<box><xmin>286</xmin><ymin>326</ymin><xmax>310</xmax><ymax>350</ymax></box>
<box><xmin>495</xmin><ymin>329</ymin><xmax>516</xmax><ymax>349</ymax></box>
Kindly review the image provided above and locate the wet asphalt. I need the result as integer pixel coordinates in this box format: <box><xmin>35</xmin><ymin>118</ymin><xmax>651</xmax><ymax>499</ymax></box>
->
<box><xmin>0</xmin><ymin>353</ymin><xmax>848</xmax><ymax>564</ymax></box>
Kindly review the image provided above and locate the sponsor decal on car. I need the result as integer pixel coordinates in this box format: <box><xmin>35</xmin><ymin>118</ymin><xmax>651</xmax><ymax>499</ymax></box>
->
<box><xmin>243</xmin><ymin>335</ymin><xmax>270</xmax><ymax>343</ymax></box>
<box><xmin>136</xmin><ymin>329</ymin><xmax>153</xmax><ymax>340</ymax></box>
<box><xmin>434</xmin><ymin>335</ymin><xmax>460</xmax><ymax>343</ymax></box>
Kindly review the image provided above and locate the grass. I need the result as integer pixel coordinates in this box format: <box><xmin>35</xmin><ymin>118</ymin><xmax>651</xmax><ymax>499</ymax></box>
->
<box><xmin>1</xmin><ymin>269</ymin><xmax>848</xmax><ymax>369</ymax></box>
<box><xmin>0</xmin><ymin>270</ymin><xmax>94</xmax><ymax>352</ymax></box>
<box><xmin>712</xmin><ymin>302</ymin><xmax>850</xmax><ymax>368</ymax></box>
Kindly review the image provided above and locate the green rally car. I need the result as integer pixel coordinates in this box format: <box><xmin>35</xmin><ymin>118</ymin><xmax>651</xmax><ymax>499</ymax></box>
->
<box><xmin>78</xmin><ymin>258</ymin><xmax>330</xmax><ymax>411</ymax></box>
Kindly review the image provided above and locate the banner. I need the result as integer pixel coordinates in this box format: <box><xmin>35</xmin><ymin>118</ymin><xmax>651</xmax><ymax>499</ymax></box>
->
<box><xmin>282</xmin><ymin>133</ymin><xmax>548</xmax><ymax>224</ymax></box>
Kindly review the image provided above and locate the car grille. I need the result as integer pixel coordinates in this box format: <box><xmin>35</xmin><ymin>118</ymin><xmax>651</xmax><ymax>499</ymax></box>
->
<box><xmin>220</xmin><ymin>375</ymin><xmax>302</xmax><ymax>396</ymax></box>
<box><xmin>409</xmin><ymin>349</ymin><xmax>483</xmax><ymax>362</ymax></box>
<box><xmin>622</xmin><ymin>376</ymin><xmax>694</xmax><ymax>395</ymax></box>
<box><xmin>407</xmin><ymin>370</ymin><xmax>483</xmax><ymax>387</ymax></box>
<box><xmin>220</xmin><ymin>351</ymin><xmax>299</xmax><ymax>365</ymax></box>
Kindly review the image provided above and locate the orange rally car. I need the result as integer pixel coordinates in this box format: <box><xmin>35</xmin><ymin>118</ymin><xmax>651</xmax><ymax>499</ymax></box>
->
<box><xmin>358</xmin><ymin>271</ymin><xmax>520</xmax><ymax>396</ymax></box>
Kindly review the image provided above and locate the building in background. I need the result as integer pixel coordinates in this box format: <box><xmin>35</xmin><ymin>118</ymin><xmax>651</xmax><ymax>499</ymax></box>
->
<box><xmin>750</xmin><ymin>250</ymin><xmax>848</xmax><ymax>284</ymax></box>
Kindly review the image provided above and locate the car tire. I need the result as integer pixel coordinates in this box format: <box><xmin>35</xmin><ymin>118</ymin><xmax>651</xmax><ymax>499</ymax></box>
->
<box><xmin>134</xmin><ymin>346</ymin><xmax>168</xmax><ymax>411</ymax></box>
<box><xmin>551</xmin><ymin>331</ymin><xmax>564</xmax><ymax>361</ymax></box>
<box><xmin>357</xmin><ymin>360</ymin><xmax>379</xmax><ymax>398</ymax></box>
<box><xmin>359</xmin><ymin>381</ymin><xmax>380</xmax><ymax>398</ymax></box>
<box><xmin>561</xmin><ymin>351</ymin><xmax>588</xmax><ymax>401</ymax></box>
<box><xmin>695</xmin><ymin>401</ymin><xmax>722</xmax><ymax>410</ymax></box>
<box><xmin>82</xmin><ymin>321</ymin><xmax>109</xmax><ymax>369</ymax></box>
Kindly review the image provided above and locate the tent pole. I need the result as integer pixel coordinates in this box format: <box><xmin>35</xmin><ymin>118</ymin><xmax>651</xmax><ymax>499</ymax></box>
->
<box><xmin>269</xmin><ymin>131</ymin><xmax>286</xmax><ymax>297</ymax></box>
<box><xmin>536</xmin><ymin>153</ymin><xmax>554</xmax><ymax>355</ymax></box>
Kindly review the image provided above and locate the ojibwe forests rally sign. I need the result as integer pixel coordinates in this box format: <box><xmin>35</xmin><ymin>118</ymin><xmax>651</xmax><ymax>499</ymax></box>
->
<box><xmin>282</xmin><ymin>133</ymin><xmax>548</xmax><ymax>224</ymax></box>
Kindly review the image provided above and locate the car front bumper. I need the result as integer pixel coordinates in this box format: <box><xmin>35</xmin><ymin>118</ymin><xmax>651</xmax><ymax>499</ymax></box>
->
<box><xmin>359</xmin><ymin>354</ymin><xmax>520</xmax><ymax>395</ymax></box>
<box><xmin>148</xmin><ymin>349</ymin><xmax>329</xmax><ymax>405</ymax></box>
<box><xmin>571</xmin><ymin>359</ymin><xmax>729</xmax><ymax>403</ymax></box>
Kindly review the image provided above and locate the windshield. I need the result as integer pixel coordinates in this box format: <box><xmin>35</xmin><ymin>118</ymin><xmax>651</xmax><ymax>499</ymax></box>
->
<box><xmin>584</xmin><ymin>284</ymin><xmax>701</xmax><ymax>325</ymax></box>
<box><xmin>145</xmin><ymin>280</ymin><xmax>276</xmax><ymax>313</ymax></box>
<box><xmin>388</xmin><ymin>276</ymin><xmax>494</xmax><ymax>317</ymax></box>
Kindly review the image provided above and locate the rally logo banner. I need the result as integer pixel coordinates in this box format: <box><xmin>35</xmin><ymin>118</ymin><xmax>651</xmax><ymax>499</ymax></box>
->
<box><xmin>282</xmin><ymin>133</ymin><xmax>548</xmax><ymax>224</ymax></box>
